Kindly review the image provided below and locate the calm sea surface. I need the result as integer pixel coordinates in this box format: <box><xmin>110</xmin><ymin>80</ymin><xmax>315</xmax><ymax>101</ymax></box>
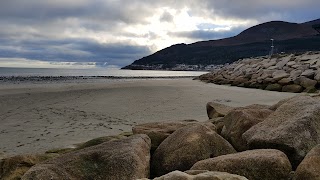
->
<box><xmin>0</xmin><ymin>67</ymin><xmax>207</xmax><ymax>77</ymax></box>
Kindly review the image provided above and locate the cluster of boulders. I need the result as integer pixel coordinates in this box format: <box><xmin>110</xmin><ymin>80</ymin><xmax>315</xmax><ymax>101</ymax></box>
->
<box><xmin>199</xmin><ymin>51</ymin><xmax>320</xmax><ymax>93</ymax></box>
<box><xmin>2</xmin><ymin>95</ymin><xmax>320</xmax><ymax>179</ymax></box>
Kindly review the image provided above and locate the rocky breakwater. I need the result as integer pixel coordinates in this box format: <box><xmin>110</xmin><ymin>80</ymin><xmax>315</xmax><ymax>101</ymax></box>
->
<box><xmin>199</xmin><ymin>51</ymin><xmax>320</xmax><ymax>93</ymax></box>
<box><xmin>3</xmin><ymin>95</ymin><xmax>320</xmax><ymax>179</ymax></box>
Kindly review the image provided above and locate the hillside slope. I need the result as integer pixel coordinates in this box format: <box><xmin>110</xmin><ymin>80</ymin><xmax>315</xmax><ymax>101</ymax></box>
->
<box><xmin>191</xmin><ymin>21</ymin><xmax>318</xmax><ymax>47</ymax></box>
<box><xmin>123</xmin><ymin>19</ymin><xmax>320</xmax><ymax>70</ymax></box>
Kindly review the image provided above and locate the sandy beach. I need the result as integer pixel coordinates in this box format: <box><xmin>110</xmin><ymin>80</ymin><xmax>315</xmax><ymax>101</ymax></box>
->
<box><xmin>0</xmin><ymin>78</ymin><xmax>296</xmax><ymax>157</ymax></box>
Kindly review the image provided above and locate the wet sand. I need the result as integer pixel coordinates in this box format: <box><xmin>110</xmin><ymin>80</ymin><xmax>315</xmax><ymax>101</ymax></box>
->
<box><xmin>0</xmin><ymin>78</ymin><xmax>296</xmax><ymax>157</ymax></box>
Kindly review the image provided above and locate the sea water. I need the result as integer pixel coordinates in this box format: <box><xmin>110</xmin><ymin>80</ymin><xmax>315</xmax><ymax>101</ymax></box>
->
<box><xmin>0</xmin><ymin>67</ymin><xmax>207</xmax><ymax>77</ymax></box>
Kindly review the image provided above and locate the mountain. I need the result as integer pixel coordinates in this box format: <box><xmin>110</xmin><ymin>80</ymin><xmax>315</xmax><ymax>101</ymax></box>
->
<box><xmin>122</xmin><ymin>19</ymin><xmax>320</xmax><ymax>70</ymax></box>
<box><xmin>191</xmin><ymin>21</ymin><xmax>318</xmax><ymax>47</ymax></box>
<box><xmin>303</xmin><ymin>18</ymin><xmax>320</xmax><ymax>33</ymax></box>
<box><xmin>303</xmin><ymin>18</ymin><xmax>320</xmax><ymax>26</ymax></box>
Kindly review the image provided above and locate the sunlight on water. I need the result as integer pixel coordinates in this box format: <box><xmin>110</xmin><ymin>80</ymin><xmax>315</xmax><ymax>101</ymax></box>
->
<box><xmin>0</xmin><ymin>67</ymin><xmax>207</xmax><ymax>77</ymax></box>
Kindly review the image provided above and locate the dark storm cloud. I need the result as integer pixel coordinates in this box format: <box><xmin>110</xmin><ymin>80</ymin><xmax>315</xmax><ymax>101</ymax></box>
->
<box><xmin>170</xmin><ymin>26</ymin><xmax>247</xmax><ymax>41</ymax></box>
<box><xmin>0</xmin><ymin>0</ymin><xmax>153</xmax><ymax>25</ymax></box>
<box><xmin>160</xmin><ymin>11</ymin><xmax>174</xmax><ymax>23</ymax></box>
<box><xmin>0</xmin><ymin>0</ymin><xmax>319</xmax><ymax>67</ymax></box>
<box><xmin>0</xmin><ymin>37</ymin><xmax>151</xmax><ymax>67</ymax></box>
<box><xmin>0</xmin><ymin>0</ymin><xmax>165</xmax><ymax>67</ymax></box>
<box><xmin>199</xmin><ymin>0</ymin><xmax>320</xmax><ymax>22</ymax></box>
<box><xmin>77</xmin><ymin>40</ymin><xmax>152</xmax><ymax>65</ymax></box>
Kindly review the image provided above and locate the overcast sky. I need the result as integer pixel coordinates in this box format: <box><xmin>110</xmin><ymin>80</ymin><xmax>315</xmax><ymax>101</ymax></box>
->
<box><xmin>0</xmin><ymin>0</ymin><xmax>319</xmax><ymax>68</ymax></box>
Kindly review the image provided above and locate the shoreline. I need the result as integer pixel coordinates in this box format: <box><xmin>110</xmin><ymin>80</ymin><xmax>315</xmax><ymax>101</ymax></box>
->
<box><xmin>0</xmin><ymin>78</ymin><xmax>296</xmax><ymax>157</ymax></box>
<box><xmin>0</xmin><ymin>75</ymin><xmax>199</xmax><ymax>83</ymax></box>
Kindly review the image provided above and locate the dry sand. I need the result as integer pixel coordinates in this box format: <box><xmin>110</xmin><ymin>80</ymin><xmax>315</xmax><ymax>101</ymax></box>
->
<box><xmin>0</xmin><ymin>78</ymin><xmax>296</xmax><ymax>157</ymax></box>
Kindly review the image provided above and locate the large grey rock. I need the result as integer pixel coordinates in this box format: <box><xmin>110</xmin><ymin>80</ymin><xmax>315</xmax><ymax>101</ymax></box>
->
<box><xmin>258</xmin><ymin>73</ymin><xmax>271</xmax><ymax>80</ymax></box>
<box><xmin>283</xmin><ymin>66</ymin><xmax>290</xmax><ymax>71</ymax></box>
<box><xmin>294</xmin><ymin>145</ymin><xmax>320</xmax><ymax>180</ymax></box>
<box><xmin>0</xmin><ymin>152</ymin><xmax>5</xmax><ymax>160</ymax></box>
<box><xmin>191</xmin><ymin>149</ymin><xmax>292</xmax><ymax>180</ymax></box>
<box><xmin>206</xmin><ymin>102</ymin><xmax>235</xmax><ymax>118</ymax></box>
<box><xmin>301</xmin><ymin>69</ymin><xmax>315</xmax><ymax>78</ymax></box>
<box><xmin>232</xmin><ymin>69</ymin><xmax>244</xmax><ymax>77</ymax></box>
<box><xmin>314</xmin><ymin>70</ymin><xmax>320</xmax><ymax>82</ymax></box>
<box><xmin>232</xmin><ymin>77</ymin><xmax>248</xmax><ymax>86</ymax></box>
<box><xmin>263</xmin><ymin>77</ymin><xmax>277</xmax><ymax>84</ymax></box>
<box><xmin>302</xmin><ymin>59</ymin><xmax>318</xmax><ymax>65</ymax></box>
<box><xmin>0</xmin><ymin>154</ymin><xmax>58</xmax><ymax>180</ymax></box>
<box><xmin>276</xmin><ymin>56</ymin><xmax>292</xmax><ymax>69</ymax></box>
<box><xmin>296</xmin><ymin>64</ymin><xmax>310</xmax><ymax>71</ymax></box>
<box><xmin>265</xmin><ymin>83</ymin><xmax>282</xmax><ymax>91</ymax></box>
<box><xmin>272</xmin><ymin>70</ymin><xmax>290</xmax><ymax>80</ymax></box>
<box><xmin>213</xmin><ymin>75</ymin><xmax>229</xmax><ymax>84</ymax></box>
<box><xmin>252</xmin><ymin>65</ymin><xmax>262</xmax><ymax>72</ymax></box>
<box><xmin>282</xmin><ymin>84</ymin><xmax>304</xmax><ymax>93</ymax></box>
<box><xmin>287</xmin><ymin>61</ymin><xmax>296</xmax><ymax>67</ymax></box>
<box><xmin>304</xmin><ymin>87</ymin><xmax>318</xmax><ymax>93</ymax></box>
<box><xmin>296</xmin><ymin>77</ymin><xmax>317</xmax><ymax>88</ymax></box>
<box><xmin>233</xmin><ymin>64</ymin><xmax>244</xmax><ymax>72</ymax></box>
<box><xmin>278</xmin><ymin>78</ymin><xmax>293</xmax><ymax>85</ymax></box>
<box><xmin>132</xmin><ymin>120</ymin><xmax>198</xmax><ymax>152</ymax></box>
<box><xmin>200</xmin><ymin>53</ymin><xmax>320</xmax><ymax>94</ymax></box>
<box><xmin>263</xmin><ymin>59</ymin><xmax>277</xmax><ymax>69</ymax></box>
<box><xmin>289</xmin><ymin>69</ymin><xmax>302</xmax><ymax>80</ymax></box>
<box><xmin>74</xmin><ymin>134</ymin><xmax>130</xmax><ymax>150</ymax></box>
<box><xmin>22</xmin><ymin>135</ymin><xmax>151</xmax><ymax>180</ymax></box>
<box><xmin>248</xmin><ymin>81</ymin><xmax>265</xmax><ymax>89</ymax></box>
<box><xmin>315</xmin><ymin>59</ymin><xmax>320</xmax><ymax>66</ymax></box>
<box><xmin>310</xmin><ymin>64</ymin><xmax>319</xmax><ymax>70</ymax></box>
<box><xmin>291</xmin><ymin>64</ymin><xmax>301</xmax><ymax>68</ymax></box>
<box><xmin>267</xmin><ymin>65</ymin><xmax>278</xmax><ymax>70</ymax></box>
<box><xmin>222</xmin><ymin>73</ymin><xmax>233</xmax><ymax>81</ymax></box>
<box><xmin>146</xmin><ymin>170</ymin><xmax>248</xmax><ymax>180</ymax></box>
<box><xmin>269</xmin><ymin>96</ymin><xmax>296</xmax><ymax>111</ymax></box>
<box><xmin>221</xmin><ymin>106</ymin><xmax>273</xmax><ymax>151</ymax></box>
<box><xmin>243</xmin><ymin>96</ymin><xmax>320</xmax><ymax>168</ymax></box>
<box><xmin>244</xmin><ymin>68</ymin><xmax>253</xmax><ymax>75</ymax></box>
<box><xmin>251</xmin><ymin>72</ymin><xmax>262</xmax><ymax>80</ymax></box>
<box><xmin>263</xmin><ymin>69</ymin><xmax>276</xmax><ymax>76</ymax></box>
<box><xmin>207</xmin><ymin>117</ymin><xmax>224</xmax><ymax>134</ymax></box>
<box><xmin>299</xmin><ymin>52</ymin><xmax>320</xmax><ymax>61</ymax></box>
<box><xmin>151</xmin><ymin>124</ymin><xmax>236</xmax><ymax>177</ymax></box>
